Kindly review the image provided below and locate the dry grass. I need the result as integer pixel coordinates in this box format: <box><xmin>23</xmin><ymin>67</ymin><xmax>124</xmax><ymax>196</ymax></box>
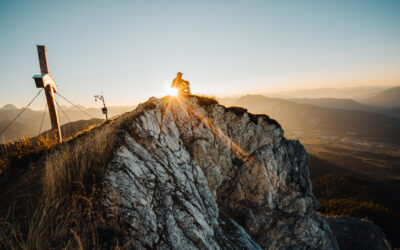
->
<box><xmin>0</xmin><ymin>103</ymin><xmax>151</xmax><ymax>249</ymax></box>
<box><xmin>0</xmin><ymin>135</ymin><xmax>59</xmax><ymax>174</ymax></box>
<box><xmin>191</xmin><ymin>94</ymin><xmax>219</xmax><ymax>106</ymax></box>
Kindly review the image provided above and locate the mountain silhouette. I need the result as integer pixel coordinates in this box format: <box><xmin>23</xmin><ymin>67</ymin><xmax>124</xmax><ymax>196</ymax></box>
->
<box><xmin>234</xmin><ymin>94</ymin><xmax>400</xmax><ymax>144</ymax></box>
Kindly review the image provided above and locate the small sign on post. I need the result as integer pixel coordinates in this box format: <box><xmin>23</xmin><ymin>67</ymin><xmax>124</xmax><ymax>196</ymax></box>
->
<box><xmin>94</xmin><ymin>94</ymin><xmax>108</xmax><ymax>121</ymax></box>
<box><xmin>32</xmin><ymin>45</ymin><xmax>62</xmax><ymax>143</ymax></box>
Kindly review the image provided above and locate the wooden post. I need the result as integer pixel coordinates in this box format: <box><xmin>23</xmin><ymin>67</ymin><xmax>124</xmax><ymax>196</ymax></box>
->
<box><xmin>33</xmin><ymin>45</ymin><xmax>62</xmax><ymax>143</ymax></box>
<box><xmin>37</xmin><ymin>45</ymin><xmax>50</xmax><ymax>74</ymax></box>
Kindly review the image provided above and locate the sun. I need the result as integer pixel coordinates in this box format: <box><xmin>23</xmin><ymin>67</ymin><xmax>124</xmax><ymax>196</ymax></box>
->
<box><xmin>166</xmin><ymin>87</ymin><xmax>179</xmax><ymax>97</ymax></box>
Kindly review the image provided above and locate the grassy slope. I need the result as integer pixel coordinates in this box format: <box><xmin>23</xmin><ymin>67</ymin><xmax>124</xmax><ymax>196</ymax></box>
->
<box><xmin>0</xmin><ymin>102</ymin><xmax>154</xmax><ymax>249</ymax></box>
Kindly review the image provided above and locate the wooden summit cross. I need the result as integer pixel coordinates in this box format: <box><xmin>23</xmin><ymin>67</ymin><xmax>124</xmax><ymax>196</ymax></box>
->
<box><xmin>32</xmin><ymin>45</ymin><xmax>62</xmax><ymax>143</ymax></box>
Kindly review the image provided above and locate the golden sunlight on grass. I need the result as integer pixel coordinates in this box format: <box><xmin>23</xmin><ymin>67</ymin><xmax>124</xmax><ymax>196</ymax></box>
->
<box><xmin>0</xmin><ymin>103</ymin><xmax>153</xmax><ymax>249</ymax></box>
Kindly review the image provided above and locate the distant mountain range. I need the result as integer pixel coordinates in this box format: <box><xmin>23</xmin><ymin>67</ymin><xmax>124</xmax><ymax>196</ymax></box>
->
<box><xmin>289</xmin><ymin>98</ymin><xmax>371</xmax><ymax>111</ymax></box>
<box><xmin>264</xmin><ymin>85</ymin><xmax>393</xmax><ymax>100</ymax></box>
<box><xmin>263</xmin><ymin>85</ymin><xmax>400</xmax><ymax>107</ymax></box>
<box><xmin>220</xmin><ymin>86</ymin><xmax>400</xmax><ymax>117</ymax></box>
<box><xmin>0</xmin><ymin>104</ymin><xmax>135</xmax><ymax>142</ymax></box>
<box><xmin>289</xmin><ymin>98</ymin><xmax>400</xmax><ymax>118</ymax></box>
<box><xmin>2</xmin><ymin>86</ymin><xmax>400</xmax><ymax>142</ymax></box>
<box><xmin>233</xmin><ymin>94</ymin><xmax>400</xmax><ymax>144</ymax></box>
<box><xmin>360</xmin><ymin>86</ymin><xmax>400</xmax><ymax>107</ymax></box>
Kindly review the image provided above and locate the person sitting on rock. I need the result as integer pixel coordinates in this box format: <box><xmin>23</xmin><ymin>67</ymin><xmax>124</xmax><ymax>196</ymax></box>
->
<box><xmin>171</xmin><ymin>72</ymin><xmax>191</xmax><ymax>94</ymax></box>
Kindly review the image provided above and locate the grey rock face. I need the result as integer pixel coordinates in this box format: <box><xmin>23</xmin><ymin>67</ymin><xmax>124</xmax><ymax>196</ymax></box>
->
<box><xmin>103</xmin><ymin>96</ymin><xmax>339</xmax><ymax>249</ymax></box>
<box><xmin>326</xmin><ymin>216</ymin><xmax>391</xmax><ymax>250</ymax></box>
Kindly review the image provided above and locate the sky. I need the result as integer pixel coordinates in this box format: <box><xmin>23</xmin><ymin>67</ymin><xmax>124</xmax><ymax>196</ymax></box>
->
<box><xmin>1</xmin><ymin>0</ymin><xmax>400</xmax><ymax>108</ymax></box>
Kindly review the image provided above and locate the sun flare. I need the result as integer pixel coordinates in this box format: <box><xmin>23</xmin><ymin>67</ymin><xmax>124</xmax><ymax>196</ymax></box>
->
<box><xmin>166</xmin><ymin>87</ymin><xmax>179</xmax><ymax>97</ymax></box>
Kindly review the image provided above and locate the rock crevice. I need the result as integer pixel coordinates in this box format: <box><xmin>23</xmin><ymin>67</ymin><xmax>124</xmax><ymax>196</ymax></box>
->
<box><xmin>102</xmin><ymin>96</ymin><xmax>339</xmax><ymax>249</ymax></box>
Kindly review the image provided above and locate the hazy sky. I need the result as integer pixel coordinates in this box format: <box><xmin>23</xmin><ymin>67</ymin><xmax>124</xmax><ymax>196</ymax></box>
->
<box><xmin>1</xmin><ymin>0</ymin><xmax>400</xmax><ymax>108</ymax></box>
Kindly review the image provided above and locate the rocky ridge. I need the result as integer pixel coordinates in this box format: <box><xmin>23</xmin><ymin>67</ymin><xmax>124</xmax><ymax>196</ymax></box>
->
<box><xmin>327</xmin><ymin>216</ymin><xmax>391</xmax><ymax>250</ymax></box>
<box><xmin>103</xmin><ymin>95</ymin><xmax>338</xmax><ymax>249</ymax></box>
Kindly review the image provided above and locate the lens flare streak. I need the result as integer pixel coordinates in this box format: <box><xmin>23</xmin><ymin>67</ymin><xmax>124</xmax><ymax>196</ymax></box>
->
<box><xmin>160</xmin><ymin>95</ymin><xmax>289</xmax><ymax>192</ymax></box>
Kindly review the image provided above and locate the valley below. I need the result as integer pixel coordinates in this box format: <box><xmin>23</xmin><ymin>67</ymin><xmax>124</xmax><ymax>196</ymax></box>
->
<box><xmin>285</xmin><ymin>130</ymin><xmax>400</xmax><ymax>247</ymax></box>
<box><xmin>222</xmin><ymin>92</ymin><xmax>400</xmax><ymax>247</ymax></box>
<box><xmin>286</xmin><ymin>130</ymin><xmax>400</xmax><ymax>180</ymax></box>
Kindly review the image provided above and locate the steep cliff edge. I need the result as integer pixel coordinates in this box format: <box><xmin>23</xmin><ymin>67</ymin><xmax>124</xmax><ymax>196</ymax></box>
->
<box><xmin>1</xmin><ymin>95</ymin><xmax>389</xmax><ymax>249</ymax></box>
<box><xmin>102</xmin><ymin>95</ymin><xmax>338</xmax><ymax>249</ymax></box>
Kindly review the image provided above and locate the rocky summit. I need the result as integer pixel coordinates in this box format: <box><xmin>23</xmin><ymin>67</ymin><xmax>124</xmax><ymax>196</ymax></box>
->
<box><xmin>102</xmin><ymin>95</ymin><xmax>339</xmax><ymax>249</ymax></box>
<box><xmin>0</xmin><ymin>95</ymin><xmax>391</xmax><ymax>249</ymax></box>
